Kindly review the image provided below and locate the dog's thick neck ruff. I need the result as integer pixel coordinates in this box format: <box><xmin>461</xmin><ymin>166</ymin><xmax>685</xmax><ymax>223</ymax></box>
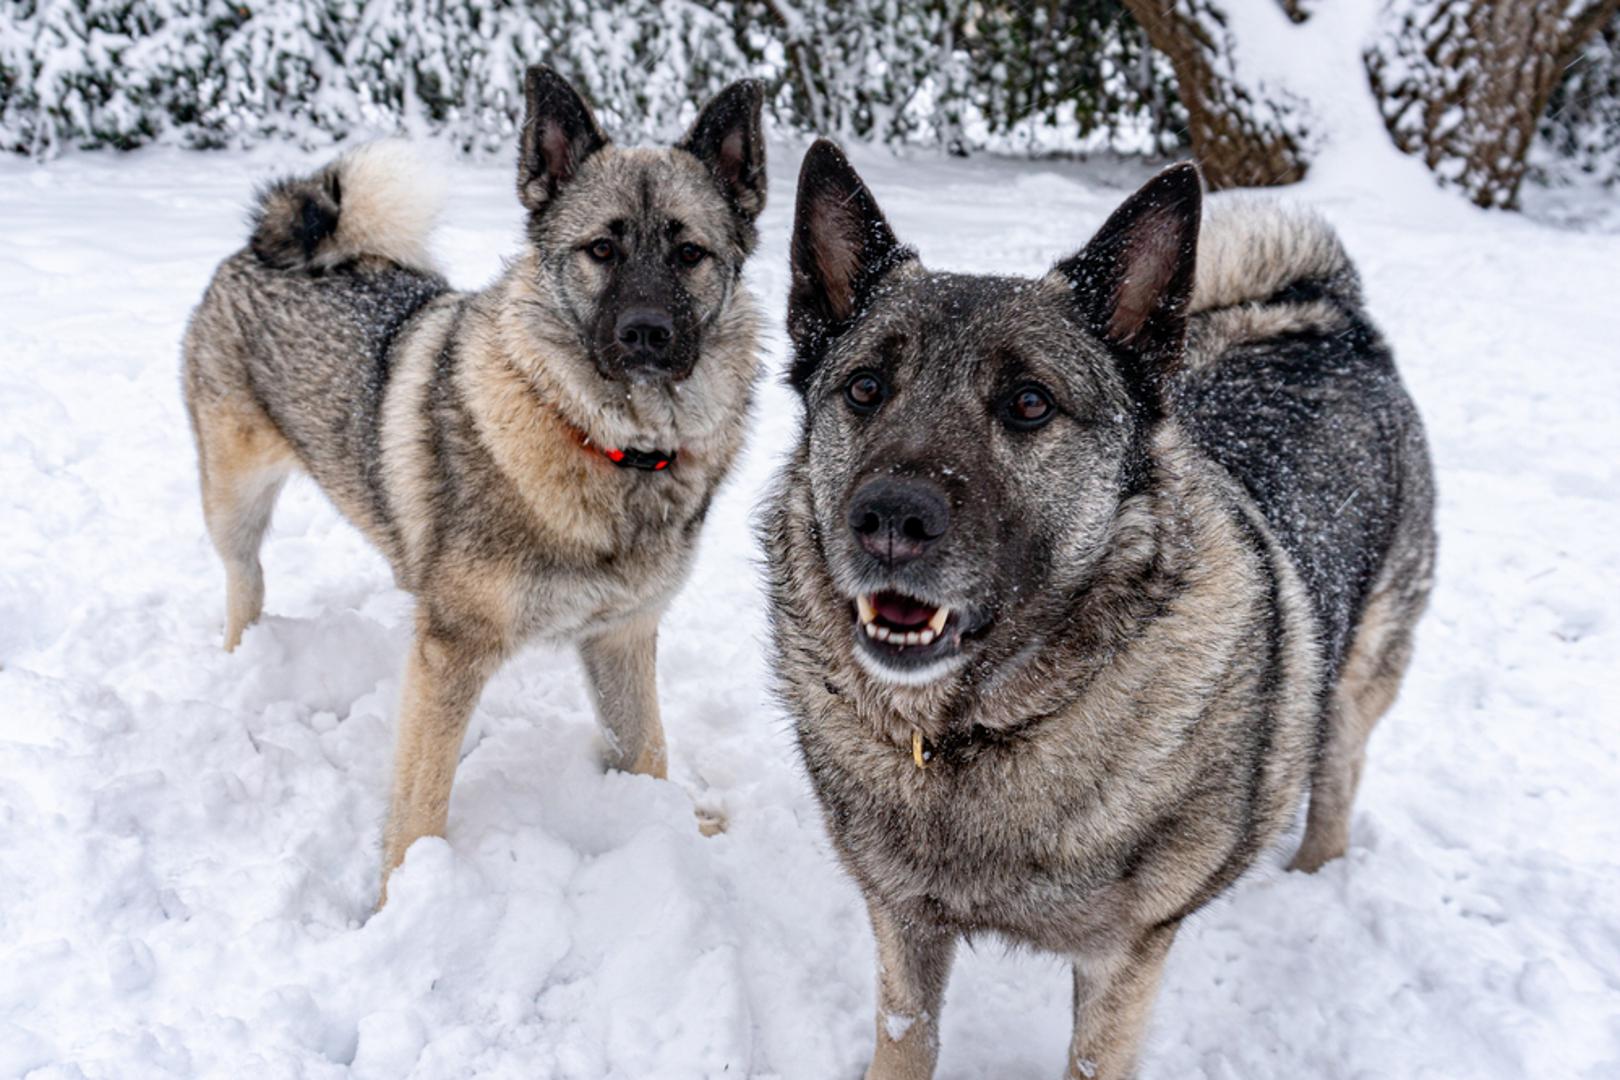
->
<box><xmin>539</xmin><ymin>382</ymin><xmax>679</xmax><ymax>472</ymax></box>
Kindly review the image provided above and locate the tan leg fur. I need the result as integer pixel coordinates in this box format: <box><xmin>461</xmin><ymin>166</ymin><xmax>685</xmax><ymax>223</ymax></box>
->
<box><xmin>1067</xmin><ymin>926</ymin><xmax>1178</xmax><ymax>1080</ymax></box>
<box><xmin>1290</xmin><ymin>585</ymin><xmax>1417</xmax><ymax>873</ymax></box>
<box><xmin>865</xmin><ymin>903</ymin><xmax>957</xmax><ymax>1080</ymax></box>
<box><xmin>379</xmin><ymin>618</ymin><xmax>502</xmax><ymax>903</ymax></box>
<box><xmin>192</xmin><ymin>399</ymin><xmax>296</xmax><ymax>651</ymax></box>
<box><xmin>578</xmin><ymin>611</ymin><xmax>669</xmax><ymax>780</ymax></box>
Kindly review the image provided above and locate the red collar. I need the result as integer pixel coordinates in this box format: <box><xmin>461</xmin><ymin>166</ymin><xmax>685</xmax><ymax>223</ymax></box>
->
<box><xmin>561</xmin><ymin>417</ymin><xmax>677</xmax><ymax>472</ymax></box>
<box><xmin>533</xmin><ymin>380</ymin><xmax>679</xmax><ymax>473</ymax></box>
<box><xmin>600</xmin><ymin>446</ymin><xmax>677</xmax><ymax>471</ymax></box>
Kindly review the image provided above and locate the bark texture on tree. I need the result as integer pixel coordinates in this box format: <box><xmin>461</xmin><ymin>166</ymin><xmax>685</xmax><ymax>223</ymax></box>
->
<box><xmin>1121</xmin><ymin>0</ymin><xmax>1313</xmax><ymax>189</ymax></box>
<box><xmin>1365</xmin><ymin>0</ymin><xmax>1620</xmax><ymax>208</ymax></box>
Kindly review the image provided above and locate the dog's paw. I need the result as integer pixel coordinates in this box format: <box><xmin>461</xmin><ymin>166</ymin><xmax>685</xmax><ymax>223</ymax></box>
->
<box><xmin>1286</xmin><ymin>841</ymin><xmax>1343</xmax><ymax>874</ymax></box>
<box><xmin>695</xmin><ymin>805</ymin><xmax>728</xmax><ymax>837</ymax></box>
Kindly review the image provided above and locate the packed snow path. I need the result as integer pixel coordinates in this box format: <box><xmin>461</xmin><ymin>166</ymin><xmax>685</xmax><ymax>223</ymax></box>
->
<box><xmin>2</xmin><ymin>144</ymin><xmax>1616</xmax><ymax>1079</ymax></box>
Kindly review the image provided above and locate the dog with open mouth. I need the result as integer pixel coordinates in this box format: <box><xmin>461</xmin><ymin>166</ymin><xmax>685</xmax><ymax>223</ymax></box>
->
<box><xmin>762</xmin><ymin>142</ymin><xmax>1435</xmax><ymax>1079</ymax></box>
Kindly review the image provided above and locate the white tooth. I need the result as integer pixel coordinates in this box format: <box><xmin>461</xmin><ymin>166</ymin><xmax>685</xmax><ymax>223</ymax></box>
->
<box><xmin>928</xmin><ymin>607</ymin><xmax>949</xmax><ymax>634</ymax></box>
<box><xmin>874</xmin><ymin>627</ymin><xmax>891</xmax><ymax>642</ymax></box>
<box><xmin>857</xmin><ymin>595</ymin><xmax>876</xmax><ymax>625</ymax></box>
<box><xmin>919</xmin><ymin>629</ymin><xmax>936</xmax><ymax>646</ymax></box>
<box><xmin>865</xmin><ymin>622</ymin><xmax>879</xmax><ymax>638</ymax></box>
<box><xmin>904</xmin><ymin>631</ymin><xmax>921</xmax><ymax>646</ymax></box>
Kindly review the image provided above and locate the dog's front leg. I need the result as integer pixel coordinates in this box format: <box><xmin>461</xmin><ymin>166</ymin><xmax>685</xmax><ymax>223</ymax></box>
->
<box><xmin>578</xmin><ymin>611</ymin><xmax>667</xmax><ymax>779</ymax></box>
<box><xmin>1066</xmin><ymin>922</ymin><xmax>1179</xmax><ymax>1080</ymax></box>
<box><xmin>378</xmin><ymin>618</ymin><xmax>501</xmax><ymax>906</ymax></box>
<box><xmin>866</xmin><ymin>900</ymin><xmax>957</xmax><ymax>1080</ymax></box>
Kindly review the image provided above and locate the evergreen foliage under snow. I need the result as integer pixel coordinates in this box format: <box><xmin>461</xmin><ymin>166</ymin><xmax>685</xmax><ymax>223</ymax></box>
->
<box><xmin>1535</xmin><ymin>12</ymin><xmax>1620</xmax><ymax>188</ymax></box>
<box><xmin>1</xmin><ymin>0</ymin><xmax>1611</xmax><ymax>195</ymax></box>
<box><xmin>0</xmin><ymin>0</ymin><xmax>1183</xmax><ymax>157</ymax></box>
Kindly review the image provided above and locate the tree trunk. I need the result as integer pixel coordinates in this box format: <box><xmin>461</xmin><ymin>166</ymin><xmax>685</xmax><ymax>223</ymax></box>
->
<box><xmin>1121</xmin><ymin>0</ymin><xmax>1312</xmax><ymax>189</ymax></box>
<box><xmin>1365</xmin><ymin>0</ymin><xmax>1620</xmax><ymax>208</ymax></box>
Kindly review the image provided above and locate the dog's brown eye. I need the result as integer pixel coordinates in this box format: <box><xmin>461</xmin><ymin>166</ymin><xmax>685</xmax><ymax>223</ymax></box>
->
<box><xmin>845</xmin><ymin>371</ymin><xmax>885</xmax><ymax>414</ymax></box>
<box><xmin>1005</xmin><ymin>385</ymin><xmax>1055</xmax><ymax>430</ymax></box>
<box><xmin>677</xmin><ymin>243</ymin><xmax>707</xmax><ymax>267</ymax></box>
<box><xmin>586</xmin><ymin>239</ymin><xmax>616</xmax><ymax>262</ymax></box>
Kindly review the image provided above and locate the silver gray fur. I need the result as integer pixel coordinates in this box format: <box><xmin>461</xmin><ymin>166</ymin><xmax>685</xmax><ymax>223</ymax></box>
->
<box><xmin>763</xmin><ymin>141</ymin><xmax>1435</xmax><ymax>1080</ymax></box>
<box><xmin>183</xmin><ymin>67</ymin><xmax>767</xmax><ymax>903</ymax></box>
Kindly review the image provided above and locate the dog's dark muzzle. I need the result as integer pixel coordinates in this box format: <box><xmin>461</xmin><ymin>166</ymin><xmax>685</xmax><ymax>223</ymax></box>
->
<box><xmin>600</xmin><ymin>305</ymin><xmax>697</xmax><ymax>383</ymax></box>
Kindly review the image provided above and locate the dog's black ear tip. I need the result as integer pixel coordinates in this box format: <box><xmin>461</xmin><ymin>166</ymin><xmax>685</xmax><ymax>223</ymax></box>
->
<box><xmin>799</xmin><ymin>139</ymin><xmax>858</xmax><ymax>187</ymax></box>
<box><xmin>523</xmin><ymin>64</ymin><xmax>559</xmax><ymax>91</ymax></box>
<box><xmin>727</xmin><ymin>78</ymin><xmax>766</xmax><ymax>107</ymax></box>
<box><xmin>682</xmin><ymin>80</ymin><xmax>766</xmax><ymax>153</ymax></box>
<box><xmin>522</xmin><ymin>65</ymin><xmax>593</xmax><ymax>116</ymax></box>
<box><xmin>1148</xmin><ymin>161</ymin><xmax>1204</xmax><ymax>205</ymax></box>
<box><xmin>697</xmin><ymin>78</ymin><xmax>763</xmax><ymax>118</ymax></box>
<box><xmin>805</xmin><ymin>137</ymin><xmax>846</xmax><ymax>162</ymax></box>
<box><xmin>523</xmin><ymin>65</ymin><xmax>600</xmax><ymax>116</ymax></box>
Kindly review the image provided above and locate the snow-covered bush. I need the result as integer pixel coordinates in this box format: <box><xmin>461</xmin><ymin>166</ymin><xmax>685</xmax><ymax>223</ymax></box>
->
<box><xmin>960</xmin><ymin>0</ymin><xmax>1181</xmax><ymax>154</ymax></box>
<box><xmin>0</xmin><ymin>0</ymin><xmax>1181</xmax><ymax>157</ymax></box>
<box><xmin>1534</xmin><ymin>11</ymin><xmax>1620</xmax><ymax>188</ymax></box>
<box><xmin>0</xmin><ymin>0</ymin><xmax>759</xmax><ymax>154</ymax></box>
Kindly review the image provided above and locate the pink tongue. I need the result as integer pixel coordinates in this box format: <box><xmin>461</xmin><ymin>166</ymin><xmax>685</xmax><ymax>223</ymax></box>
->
<box><xmin>873</xmin><ymin>592</ymin><xmax>936</xmax><ymax>629</ymax></box>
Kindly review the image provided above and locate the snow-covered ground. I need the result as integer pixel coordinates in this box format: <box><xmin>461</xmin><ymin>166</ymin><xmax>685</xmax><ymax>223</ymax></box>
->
<box><xmin>2</xmin><ymin>137</ymin><xmax>1617</xmax><ymax>1079</ymax></box>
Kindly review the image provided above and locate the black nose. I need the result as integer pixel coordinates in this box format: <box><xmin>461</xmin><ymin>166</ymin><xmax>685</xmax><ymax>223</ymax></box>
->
<box><xmin>848</xmin><ymin>477</ymin><xmax>950</xmax><ymax>566</ymax></box>
<box><xmin>615</xmin><ymin>308</ymin><xmax>675</xmax><ymax>363</ymax></box>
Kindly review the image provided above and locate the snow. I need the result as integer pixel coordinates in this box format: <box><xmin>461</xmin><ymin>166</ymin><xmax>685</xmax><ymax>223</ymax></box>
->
<box><xmin>0</xmin><ymin>0</ymin><xmax>1175</xmax><ymax>160</ymax></box>
<box><xmin>2</xmin><ymin>138</ymin><xmax>1618</xmax><ymax>1079</ymax></box>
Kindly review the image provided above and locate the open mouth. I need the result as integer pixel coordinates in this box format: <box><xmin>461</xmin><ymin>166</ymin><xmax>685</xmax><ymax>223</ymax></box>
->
<box><xmin>856</xmin><ymin>592</ymin><xmax>952</xmax><ymax>647</ymax></box>
<box><xmin>850</xmin><ymin>590</ymin><xmax>974</xmax><ymax>682</ymax></box>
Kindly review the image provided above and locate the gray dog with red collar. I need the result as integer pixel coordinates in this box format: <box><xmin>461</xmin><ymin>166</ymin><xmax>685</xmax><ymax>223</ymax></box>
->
<box><xmin>182</xmin><ymin>66</ymin><xmax>766</xmax><ymax>905</ymax></box>
<box><xmin>762</xmin><ymin>142</ymin><xmax>1435</xmax><ymax>1079</ymax></box>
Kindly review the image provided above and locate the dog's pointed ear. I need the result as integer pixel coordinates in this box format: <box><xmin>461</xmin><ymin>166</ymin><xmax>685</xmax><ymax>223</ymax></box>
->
<box><xmin>679</xmin><ymin>80</ymin><xmax>767</xmax><ymax>224</ymax></box>
<box><xmin>788</xmin><ymin>140</ymin><xmax>914</xmax><ymax>389</ymax></box>
<box><xmin>517</xmin><ymin>66</ymin><xmax>609</xmax><ymax>215</ymax></box>
<box><xmin>1056</xmin><ymin>162</ymin><xmax>1202</xmax><ymax>411</ymax></box>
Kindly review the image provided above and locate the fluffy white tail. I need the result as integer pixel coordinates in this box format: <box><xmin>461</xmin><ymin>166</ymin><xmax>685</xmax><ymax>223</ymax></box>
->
<box><xmin>1191</xmin><ymin>194</ymin><xmax>1358</xmax><ymax>314</ymax></box>
<box><xmin>248</xmin><ymin>140</ymin><xmax>446</xmax><ymax>275</ymax></box>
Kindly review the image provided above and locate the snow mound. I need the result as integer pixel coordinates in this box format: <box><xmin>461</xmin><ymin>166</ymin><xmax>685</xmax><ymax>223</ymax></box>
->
<box><xmin>1</xmin><ymin>141</ymin><xmax>1617</xmax><ymax>1078</ymax></box>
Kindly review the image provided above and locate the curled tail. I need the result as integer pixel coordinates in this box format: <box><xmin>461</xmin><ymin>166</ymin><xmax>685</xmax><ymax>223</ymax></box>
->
<box><xmin>249</xmin><ymin>140</ymin><xmax>445</xmax><ymax>274</ymax></box>
<box><xmin>1190</xmin><ymin>193</ymin><xmax>1362</xmax><ymax>316</ymax></box>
